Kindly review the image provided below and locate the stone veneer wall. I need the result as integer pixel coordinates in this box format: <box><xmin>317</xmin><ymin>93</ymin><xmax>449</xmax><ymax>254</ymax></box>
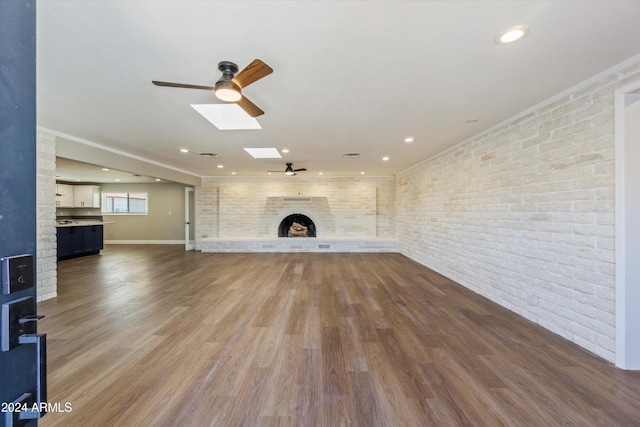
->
<box><xmin>36</xmin><ymin>131</ymin><xmax>57</xmax><ymax>301</ymax></box>
<box><xmin>395</xmin><ymin>60</ymin><xmax>640</xmax><ymax>362</ymax></box>
<box><xmin>195</xmin><ymin>176</ymin><xmax>394</xmax><ymax>249</ymax></box>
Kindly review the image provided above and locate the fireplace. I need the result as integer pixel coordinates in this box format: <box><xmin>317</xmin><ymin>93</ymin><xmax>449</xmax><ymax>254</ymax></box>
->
<box><xmin>278</xmin><ymin>214</ymin><xmax>316</xmax><ymax>237</ymax></box>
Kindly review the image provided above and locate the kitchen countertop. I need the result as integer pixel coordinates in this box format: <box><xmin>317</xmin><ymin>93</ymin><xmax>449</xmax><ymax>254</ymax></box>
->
<box><xmin>56</xmin><ymin>221</ymin><xmax>114</xmax><ymax>228</ymax></box>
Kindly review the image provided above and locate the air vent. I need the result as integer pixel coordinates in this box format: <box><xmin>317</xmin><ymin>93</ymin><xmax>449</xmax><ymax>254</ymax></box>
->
<box><xmin>282</xmin><ymin>197</ymin><xmax>312</xmax><ymax>202</ymax></box>
<box><xmin>199</xmin><ymin>153</ymin><xmax>220</xmax><ymax>158</ymax></box>
<box><xmin>343</xmin><ymin>153</ymin><xmax>360</xmax><ymax>158</ymax></box>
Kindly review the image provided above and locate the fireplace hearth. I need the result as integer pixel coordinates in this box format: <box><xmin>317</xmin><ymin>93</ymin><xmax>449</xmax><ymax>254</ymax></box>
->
<box><xmin>278</xmin><ymin>214</ymin><xmax>316</xmax><ymax>237</ymax></box>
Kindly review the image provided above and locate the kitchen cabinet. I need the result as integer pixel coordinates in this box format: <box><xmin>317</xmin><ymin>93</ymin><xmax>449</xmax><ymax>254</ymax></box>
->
<box><xmin>57</xmin><ymin>225</ymin><xmax>104</xmax><ymax>260</ymax></box>
<box><xmin>82</xmin><ymin>225</ymin><xmax>104</xmax><ymax>252</ymax></box>
<box><xmin>73</xmin><ymin>185</ymin><xmax>101</xmax><ymax>208</ymax></box>
<box><xmin>56</xmin><ymin>183</ymin><xmax>74</xmax><ymax>207</ymax></box>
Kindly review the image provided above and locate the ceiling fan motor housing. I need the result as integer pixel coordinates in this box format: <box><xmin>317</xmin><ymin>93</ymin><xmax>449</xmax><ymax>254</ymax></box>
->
<box><xmin>216</xmin><ymin>61</ymin><xmax>239</xmax><ymax>84</ymax></box>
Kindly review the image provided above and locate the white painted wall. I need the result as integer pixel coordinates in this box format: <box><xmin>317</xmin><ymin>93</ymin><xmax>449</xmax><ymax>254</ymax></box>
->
<box><xmin>395</xmin><ymin>59</ymin><xmax>640</xmax><ymax>363</ymax></box>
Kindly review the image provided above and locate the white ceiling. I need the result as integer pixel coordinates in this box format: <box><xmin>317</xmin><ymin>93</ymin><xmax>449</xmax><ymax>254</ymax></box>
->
<box><xmin>37</xmin><ymin>1</ymin><xmax>640</xmax><ymax>181</ymax></box>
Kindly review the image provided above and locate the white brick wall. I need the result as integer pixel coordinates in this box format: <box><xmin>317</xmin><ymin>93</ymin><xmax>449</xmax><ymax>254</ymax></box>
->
<box><xmin>195</xmin><ymin>177</ymin><xmax>394</xmax><ymax>250</ymax></box>
<box><xmin>36</xmin><ymin>131</ymin><xmax>57</xmax><ymax>301</ymax></box>
<box><xmin>395</xmin><ymin>59</ymin><xmax>640</xmax><ymax>362</ymax></box>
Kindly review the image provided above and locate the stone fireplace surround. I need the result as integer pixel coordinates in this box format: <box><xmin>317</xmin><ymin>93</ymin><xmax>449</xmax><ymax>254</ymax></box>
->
<box><xmin>268</xmin><ymin>203</ymin><xmax>327</xmax><ymax>238</ymax></box>
<box><xmin>197</xmin><ymin>178</ymin><xmax>398</xmax><ymax>253</ymax></box>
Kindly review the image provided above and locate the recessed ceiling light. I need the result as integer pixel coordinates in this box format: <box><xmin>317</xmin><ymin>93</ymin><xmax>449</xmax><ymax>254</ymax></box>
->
<box><xmin>155</xmin><ymin>178</ymin><xmax>161</xmax><ymax>181</ymax></box>
<box><xmin>115</xmin><ymin>179</ymin><xmax>121</xmax><ymax>182</ymax></box>
<box><xmin>180</xmin><ymin>148</ymin><xmax>189</xmax><ymax>153</ymax></box>
<box><xmin>267</xmin><ymin>172</ymin><xmax>272</xmax><ymax>175</ymax></box>
<box><xmin>231</xmin><ymin>172</ymin><xmax>236</xmax><ymax>175</ymax></box>
<box><xmin>319</xmin><ymin>172</ymin><xmax>323</xmax><ymax>175</ymax></box>
<box><xmin>495</xmin><ymin>26</ymin><xmax>530</xmax><ymax>45</ymax></box>
<box><xmin>360</xmin><ymin>171</ymin><xmax>365</xmax><ymax>175</ymax></box>
<box><xmin>244</xmin><ymin>148</ymin><xmax>282</xmax><ymax>159</ymax></box>
<box><xmin>281</xmin><ymin>148</ymin><xmax>289</xmax><ymax>153</ymax></box>
<box><xmin>102</xmin><ymin>168</ymin><xmax>110</xmax><ymax>171</ymax></box>
<box><xmin>217</xmin><ymin>165</ymin><xmax>224</xmax><ymax>168</ymax></box>
<box><xmin>404</xmin><ymin>137</ymin><xmax>414</xmax><ymax>143</ymax></box>
<box><xmin>382</xmin><ymin>156</ymin><xmax>390</xmax><ymax>161</ymax></box>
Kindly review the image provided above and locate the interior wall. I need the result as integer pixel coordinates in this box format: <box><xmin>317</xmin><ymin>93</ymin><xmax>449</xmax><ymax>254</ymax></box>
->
<box><xmin>395</xmin><ymin>59</ymin><xmax>640</xmax><ymax>363</ymax></box>
<box><xmin>195</xmin><ymin>176</ymin><xmax>394</xmax><ymax>248</ymax></box>
<box><xmin>37</xmin><ymin>131</ymin><xmax>57</xmax><ymax>300</ymax></box>
<box><xmin>615</xmin><ymin>87</ymin><xmax>640</xmax><ymax>368</ymax></box>
<box><xmin>101</xmin><ymin>182</ymin><xmax>192</xmax><ymax>243</ymax></box>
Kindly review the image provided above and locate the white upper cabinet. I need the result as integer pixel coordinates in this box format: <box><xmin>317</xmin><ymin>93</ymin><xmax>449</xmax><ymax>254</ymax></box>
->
<box><xmin>73</xmin><ymin>185</ymin><xmax>101</xmax><ymax>208</ymax></box>
<box><xmin>56</xmin><ymin>184</ymin><xmax>74</xmax><ymax>208</ymax></box>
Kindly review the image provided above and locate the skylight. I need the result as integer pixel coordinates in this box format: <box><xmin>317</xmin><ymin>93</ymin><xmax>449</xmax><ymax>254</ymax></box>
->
<box><xmin>191</xmin><ymin>104</ymin><xmax>262</xmax><ymax>130</ymax></box>
<box><xmin>243</xmin><ymin>148</ymin><xmax>282</xmax><ymax>159</ymax></box>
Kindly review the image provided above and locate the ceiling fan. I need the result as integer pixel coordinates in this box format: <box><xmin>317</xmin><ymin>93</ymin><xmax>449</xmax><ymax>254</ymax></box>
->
<box><xmin>269</xmin><ymin>163</ymin><xmax>307</xmax><ymax>176</ymax></box>
<box><xmin>152</xmin><ymin>59</ymin><xmax>273</xmax><ymax>117</ymax></box>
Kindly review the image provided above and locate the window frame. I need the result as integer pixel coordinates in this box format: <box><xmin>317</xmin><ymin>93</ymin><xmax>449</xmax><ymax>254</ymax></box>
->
<box><xmin>101</xmin><ymin>191</ymin><xmax>149</xmax><ymax>215</ymax></box>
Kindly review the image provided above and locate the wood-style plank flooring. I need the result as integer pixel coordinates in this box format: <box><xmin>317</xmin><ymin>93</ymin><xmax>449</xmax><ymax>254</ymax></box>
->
<box><xmin>38</xmin><ymin>245</ymin><xmax>640</xmax><ymax>426</ymax></box>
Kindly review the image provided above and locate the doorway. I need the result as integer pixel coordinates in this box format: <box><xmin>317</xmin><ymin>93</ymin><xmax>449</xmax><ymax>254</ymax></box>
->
<box><xmin>615</xmin><ymin>82</ymin><xmax>640</xmax><ymax>369</ymax></box>
<box><xmin>184</xmin><ymin>187</ymin><xmax>195</xmax><ymax>250</ymax></box>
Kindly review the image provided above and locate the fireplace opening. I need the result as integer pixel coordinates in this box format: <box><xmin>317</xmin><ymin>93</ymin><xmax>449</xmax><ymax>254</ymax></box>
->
<box><xmin>278</xmin><ymin>214</ymin><xmax>316</xmax><ymax>237</ymax></box>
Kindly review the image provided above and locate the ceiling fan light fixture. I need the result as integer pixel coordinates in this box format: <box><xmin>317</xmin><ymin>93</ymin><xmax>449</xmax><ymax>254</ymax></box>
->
<box><xmin>215</xmin><ymin>81</ymin><xmax>242</xmax><ymax>102</ymax></box>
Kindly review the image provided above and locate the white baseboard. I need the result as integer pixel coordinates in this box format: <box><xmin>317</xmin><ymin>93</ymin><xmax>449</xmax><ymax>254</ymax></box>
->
<box><xmin>104</xmin><ymin>240</ymin><xmax>185</xmax><ymax>245</ymax></box>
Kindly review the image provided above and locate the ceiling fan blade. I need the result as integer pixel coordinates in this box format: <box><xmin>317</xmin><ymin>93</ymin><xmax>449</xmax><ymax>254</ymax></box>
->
<box><xmin>152</xmin><ymin>81</ymin><xmax>215</xmax><ymax>91</ymax></box>
<box><xmin>231</xmin><ymin>59</ymin><xmax>273</xmax><ymax>89</ymax></box>
<box><xmin>236</xmin><ymin>95</ymin><xmax>264</xmax><ymax>117</ymax></box>
<box><xmin>293</xmin><ymin>168</ymin><xmax>307</xmax><ymax>172</ymax></box>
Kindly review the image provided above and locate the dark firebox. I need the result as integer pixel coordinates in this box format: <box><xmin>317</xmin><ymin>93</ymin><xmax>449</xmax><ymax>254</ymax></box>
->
<box><xmin>278</xmin><ymin>214</ymin><xmax>316</xmax><ymax>237</ymax></box>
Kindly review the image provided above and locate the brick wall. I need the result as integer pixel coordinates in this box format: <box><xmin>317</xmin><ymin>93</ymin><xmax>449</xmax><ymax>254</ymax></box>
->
<box><xmin>36</xmin><ymin>131</ymin><xmax>57</xmax><ymax>301</ymax></box>
<box><xmin>195</xmin><ymin>176</ymin><xmax>394</xmax><ymax>249</ymax></box>
<box><xmin>395</xmin><ymin>60</ymin><xmax>640</xmax><ymax>362</ymax></box>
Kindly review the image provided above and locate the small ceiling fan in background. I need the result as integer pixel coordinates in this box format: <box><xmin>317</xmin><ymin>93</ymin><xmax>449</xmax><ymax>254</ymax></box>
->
<box><xmin>269</xmin><ymin>163</ymin><xmax>307</xmax><ymax>176</ymax></box>
<box><xmin>152</xmin><ymin>59</ymin><xmax>273</xmax><ymax>117</ymax></box>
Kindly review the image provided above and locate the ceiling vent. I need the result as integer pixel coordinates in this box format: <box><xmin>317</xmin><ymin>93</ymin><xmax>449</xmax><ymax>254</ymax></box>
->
<box><xmin>343</xmin><ymin>153</ymin><xmax>360</xmax><ymax>158</ymax></box>
<box><xmin>282</xmin><ymin>197</ymin><xmax>312</xmax><ymax>202</ymax></box>
<box><xmin>199</xmin><ymin>153</ymin><xmax>220</xmax><ymax>158</ymax></box>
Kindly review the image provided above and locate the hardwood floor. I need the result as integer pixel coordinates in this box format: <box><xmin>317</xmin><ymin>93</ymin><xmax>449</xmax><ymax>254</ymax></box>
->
<box><xmin>38</xmin><ymin>245</ymin><xmax>640</xmax><ymax>426</ymax></box>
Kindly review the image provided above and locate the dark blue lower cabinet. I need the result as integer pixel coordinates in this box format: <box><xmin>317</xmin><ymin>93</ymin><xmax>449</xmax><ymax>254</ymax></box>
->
<box><xmin>56</xmin><ymin>228</ymin><xmax>71</xmax><ymax>258</ymax></box>
<box><xmin>70</xmin><ymin>228</ymin><xmax>84</xmax><ymax>255</ymax></box>
<box><xmin>56</xmin><ymin>226</ymin><xmax>104</xmax><ymax>260</ymax></box>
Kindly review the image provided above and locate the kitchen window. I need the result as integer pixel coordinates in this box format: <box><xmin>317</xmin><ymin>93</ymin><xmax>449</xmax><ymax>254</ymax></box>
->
<box><xmin>102</xmin><ymin>192</ymin><xmax>148</xmax><ymax>214</ymax></box>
